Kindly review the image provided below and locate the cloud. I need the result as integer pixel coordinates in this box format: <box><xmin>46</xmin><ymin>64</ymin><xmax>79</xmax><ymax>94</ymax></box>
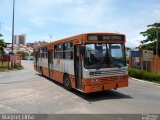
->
<box><xmin>63</xmin><ymin>0</ymin><xmax>114</xmax><ymax>26</ymax></box>
<box><xmin>29</xmin><ymin>15</ymin><xmax>47</xmax><ymax>27</ymax></box>
<box><xmin>4</xmin><ymin>26</ymin><xmax>12</xmax><ymax>32</ymax></box>
<box><xmin>16</xmin><ymin>27</ymin><xmax>30</xmax><ymax>34</ymax></box>
<box><xmin>153</xmin><ymin>9</ymin><xmax>160</xmax><ymax>20</ymax></box>
<box><xmin>1</xmin><ymin>0</ymin><xmax>159</xmax><ymax>47</ymax></box>
<box><xmin>18</xmin><ymin>0</ymin><xmax>114</xmax><ymax>27</ymax></box>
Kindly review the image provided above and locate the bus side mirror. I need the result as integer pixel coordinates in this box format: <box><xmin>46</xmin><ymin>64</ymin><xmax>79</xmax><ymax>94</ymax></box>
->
<box><xmin>80</xmin><ymin>46</ymin><xmax>85</xmax><ymax>54</ymax></box>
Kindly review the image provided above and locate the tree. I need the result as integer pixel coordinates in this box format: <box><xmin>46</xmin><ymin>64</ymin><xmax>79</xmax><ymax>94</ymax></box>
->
<box><xmin>30</xmin><ymin>52</ymin><xmax>34</xmax><ymax>56</ymax></box>
<box><xmin>126</xmin><ymin>47</ymin><xmax>131</xmax><ymax>50</ymax></box>
<box><xmin>140</xmin><ymin>23</ymin><xmax>160</xmax><ymax>55</ymax></box>
<box><xmin>17</xmin><ymin>51</ymin><xmax>29</xmax><ymax>59</ymax></box>
<box><xmin>0</xmin><ymin>34</ymin><xmax>7</xmax><ymax>54</ymax></box>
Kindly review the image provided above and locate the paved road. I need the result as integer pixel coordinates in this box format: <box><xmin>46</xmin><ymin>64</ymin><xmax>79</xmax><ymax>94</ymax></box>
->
<box><xmin>0</xmin><ymin>60</ymin><xmax>160</xmax><ymax>114</ymax></box>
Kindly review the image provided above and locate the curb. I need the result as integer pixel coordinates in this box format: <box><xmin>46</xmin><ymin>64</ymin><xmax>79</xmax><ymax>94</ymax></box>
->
<box><xmin>131</xmin><ymin>78</ymin><xmax>160</xmax><ymax>87</ymax></box>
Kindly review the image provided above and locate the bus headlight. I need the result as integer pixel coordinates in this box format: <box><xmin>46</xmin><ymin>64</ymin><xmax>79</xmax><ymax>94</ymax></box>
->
<box><xmin>119</xmin><ymin>76</ymin><xmax>125</xmax><ymax>80</ymax></box>
<box><xmin>91</xmin><ymin>79</ymin><xmax>99</xmax><ymax>82</ymax></box>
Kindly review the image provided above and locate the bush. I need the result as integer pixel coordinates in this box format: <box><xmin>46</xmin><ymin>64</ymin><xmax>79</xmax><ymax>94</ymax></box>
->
<box><xmin>13</xmin><ymin>64</ymin><xmax>23</xmax><ymax>70</ymax></box>
<box><xmin>128</xmin><ymin>68</ymin><xmax>160</xmax><ymax>84</ymax></box>
<box><xmin>0</xmin><ymin>66</ymin><xmax>7</xmax><ymax>72</ymax></box>
<box><xmin>0</xmin><ymin>63</ymin><xmax>23</xmax><ymax>72</ymax></box>
<box><xmin>16</xmin><ymin>51</ymin><xmax>29</xmax><ymax>59</ymax></box>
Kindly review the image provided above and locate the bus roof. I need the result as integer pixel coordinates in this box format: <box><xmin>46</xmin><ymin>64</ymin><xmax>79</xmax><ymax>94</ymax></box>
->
<box><xmin>34</xmin><ymin>32</ymin><xmax>126</xmax><ymax>50</ymax></box>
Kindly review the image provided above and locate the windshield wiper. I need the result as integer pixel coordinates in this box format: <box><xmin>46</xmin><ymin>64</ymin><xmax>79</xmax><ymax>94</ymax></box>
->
<box><xmin>95</xmin><ymin>62</ymin><xmax>104</xmax><ymax>70</ymax></box>
<box><xmin>109</xmin><ymin>61</ymin><xmax>122</xmax><ymax>68</ymax></box>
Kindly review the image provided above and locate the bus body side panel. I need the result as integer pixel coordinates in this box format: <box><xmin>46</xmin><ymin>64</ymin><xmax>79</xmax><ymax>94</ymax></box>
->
<box><xmin>35</xmin><ymin>57</ymin><xmax>41</xmax><ymax>73</ymax></box>
<box><xmin>63</xmin><ymin>60</ymin><xmax>74</xmax><ymax>75</ymax></box>
<box><xmin>37</xmin><ymin>66</ymin><xmax>40</xmax><ymax>72</ymax></box>
<box><xmin>39</xmin><ymin>58</ymin><xmax>49</xmax><ymax>77</ymax></box>
<box><xmin>42</xmin><ymin>67</ymin><xmax>49</xmax><ymax>77</ymax></box>
<box><xmin>52</xmin><ymin>59</ymin><xmax>75</xmax><ymax>85</ymax></box>
<box><xmin>34</xmin><ymin>52</ymin><xmax>39</xmax><ymax>72</ymax></box>
<box><xmin>63</xmin><ymin>60</ymin><xmax>75</xmax><ymax>88</ymax></box>
<box><xmin>52</xmin><ymin>70</ymin><xmax>64</xmax><ymax>84</ymax></box>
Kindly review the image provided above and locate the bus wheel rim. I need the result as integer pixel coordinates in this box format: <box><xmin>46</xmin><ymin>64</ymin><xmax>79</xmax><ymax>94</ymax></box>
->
<box><xmin>65</xmin><ymin>77</ymin><xmax>70</xmax><ymax>86</ymax></box>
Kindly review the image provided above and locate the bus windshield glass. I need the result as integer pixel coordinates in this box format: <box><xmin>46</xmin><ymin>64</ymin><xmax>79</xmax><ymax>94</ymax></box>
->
<box><xmin>84</xmin><ymin>43</ymin><xmax>126</xmax><ymax>69</ymax></box>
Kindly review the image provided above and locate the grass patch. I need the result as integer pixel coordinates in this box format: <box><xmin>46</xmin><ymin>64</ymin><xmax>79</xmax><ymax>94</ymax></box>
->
<box><xmin>0</xmin><ymin>62</ymin><xmax>23</xmax><ymax>72</ymax></box>
<box><xmin>0</xmin><ymin>61</ymin><xmax>8</xmax><ymax>67</ymax></box>
<box><xmin>0</xmin><ymin>66</ymin><xmax>7</xmax><ymax>72</ymax></box>
<box><xmin>0</xmin><ymin>61</ymin><xmax>8</xmax><ymax>71</ymax></box>
<box><xmin>13</xmin><ymin>64</ymin><xmax>23</xmax><ymax>70</ymax></box>
<box><xmin>129</xmin><ymin>67</ymin><xmax>160</xmax><ymax>84</ymax></box>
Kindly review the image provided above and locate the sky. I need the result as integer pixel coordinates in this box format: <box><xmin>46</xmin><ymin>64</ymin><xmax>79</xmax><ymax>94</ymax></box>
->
<box><xmin>0</xmin><ymin>0</ymin><xmax>160</xmax><ymax>48</ymax></box>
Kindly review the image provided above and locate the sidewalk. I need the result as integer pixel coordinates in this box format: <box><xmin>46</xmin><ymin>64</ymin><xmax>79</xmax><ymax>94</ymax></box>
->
<box><xmin>131</xmin><ymin>77</ymin><xmax>160</xmax><ymax>87</ymax></box>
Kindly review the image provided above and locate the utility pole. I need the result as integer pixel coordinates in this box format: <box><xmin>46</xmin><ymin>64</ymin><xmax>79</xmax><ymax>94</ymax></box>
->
<box><xmin>11</xmin><ymin>0</ymin><xmax>15</xmax><ymax>53</ymax></box>
<box><xmin>49</xmin><ymin>34</ymin><xmax>53</xmax><ymax>43</ymax></box>
<box><xmin>155</xmin><ymin>31</ymin><xmax>159</xmax><ymax>75</ymax></box>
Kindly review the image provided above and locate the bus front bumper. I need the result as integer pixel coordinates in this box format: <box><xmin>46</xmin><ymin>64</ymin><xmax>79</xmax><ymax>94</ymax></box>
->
<box><xmin>83</xmin><ymin>76</ymin><xmax>128</xmax><ymax>93</ymax></box>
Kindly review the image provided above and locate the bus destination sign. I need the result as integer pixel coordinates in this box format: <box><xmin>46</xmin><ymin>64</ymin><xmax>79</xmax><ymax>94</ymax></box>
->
<box><xmin>88</xmin><ymin>35</ymin><xmax>124</xmax><ymax>41</ymax></box>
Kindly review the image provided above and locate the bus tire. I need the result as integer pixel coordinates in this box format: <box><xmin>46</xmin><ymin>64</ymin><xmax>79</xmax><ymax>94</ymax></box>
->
<box><xmin>64</xmin><ymin>74</ymin><xmax>72</xmax><ymax>91</ymax></box>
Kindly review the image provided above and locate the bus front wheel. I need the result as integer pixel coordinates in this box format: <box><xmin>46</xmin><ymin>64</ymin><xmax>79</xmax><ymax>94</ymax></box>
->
<box><xmin>64</xmin><ymin>74</ymin><xmax>72</xmax><ymax>91</ymax></box>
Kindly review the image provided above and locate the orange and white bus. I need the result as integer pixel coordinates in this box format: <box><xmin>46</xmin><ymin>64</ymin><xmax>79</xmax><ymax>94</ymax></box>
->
<box><xmin>34</xmin><ymin>33</ymin><xmax>128</xmax><ymax>93</ymax></box>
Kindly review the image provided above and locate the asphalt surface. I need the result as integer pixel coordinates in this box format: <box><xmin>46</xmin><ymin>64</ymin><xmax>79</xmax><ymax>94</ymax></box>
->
<box><xmin>0</xmin><ymin>60</ymin><xmax>160</xmax><ymax>114</ymax></box>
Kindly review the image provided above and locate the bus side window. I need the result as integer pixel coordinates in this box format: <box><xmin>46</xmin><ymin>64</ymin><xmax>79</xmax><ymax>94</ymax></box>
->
<box><xmin>63</xmin><ymin>42</ymin><xmax>73</xmax><ymax>60</ymax></box>
<box><xmin>54</xmin><ymin>44</ymin><xmax>63</xmax><ymax>59</ymax></box>
<box><xmin>40</xmin><ymin>47</ymin><xmax>47</xmax><ymax>58</ymax></box>
<box><xmin>42</xmin><ymin>47</ymin><xmax>44</xmax><ymax>58</ymax></box>
<box><xmin>40</xmin><ymin>48</ymin><xmax>43</xmax><ymax>58</ymax></box>
<box><xmin>54</xmin><ymin>45</ymin><xmax>57</xmax><ymax>58</ymax></box>
<box><xmin>45</xmin><ymin>47</ymin><xmax>48</xmax><ymax>58</ymax></box>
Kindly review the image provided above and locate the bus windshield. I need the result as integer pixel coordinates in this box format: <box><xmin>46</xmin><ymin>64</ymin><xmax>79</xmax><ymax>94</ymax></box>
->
<box><xmin>84</xmin><ymin>43</ymin><xmax>126</xmax><ymax>69</ymax></box>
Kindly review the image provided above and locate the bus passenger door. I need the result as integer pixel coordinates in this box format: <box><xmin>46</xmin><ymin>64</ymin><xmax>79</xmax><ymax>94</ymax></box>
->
<box><xmin>34</xmin><ymin>52</ymin><xmax>38</xmax><ymax>71</ymax></box>
<box><xmin>35</xmin><ymin>52</ymin><xmax>38</xmax><ymax>70</ymax></box>
<box><xmin>48</xmin><ymin>51</ymin><xmax>53</xmax><ymax>78</ymax></box>
<box><xmin>74</xmin><ymin>45</ymin><xmax>82</xmax><ymax>89</ymax></box>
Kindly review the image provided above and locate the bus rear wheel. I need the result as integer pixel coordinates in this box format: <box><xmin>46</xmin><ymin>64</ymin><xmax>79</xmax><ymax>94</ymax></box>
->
<box><xmin>64</xmin><ymin>74</ymin><xmax>72</xmax><ymax>91</ymax></box>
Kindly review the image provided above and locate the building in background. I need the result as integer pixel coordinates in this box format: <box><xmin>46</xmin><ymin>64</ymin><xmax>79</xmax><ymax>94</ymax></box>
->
<box><xmin>33</xmin><ymin>41</ymin><xmax>48</xmax><ymax>48</ymax></box>
<box><xmin>14</xmin><ymin>34</ymin><xmax>26</xmax><ymax>46</ymax></box>
<box><xmin>5</xmin><ymin>35</ymin><xmax>47</xmax><ymax>54</ymax></box>
<box><xmin>26</xmin><ymin>43</ymin><xmax>34</xmax><ymax>48</ymax></box>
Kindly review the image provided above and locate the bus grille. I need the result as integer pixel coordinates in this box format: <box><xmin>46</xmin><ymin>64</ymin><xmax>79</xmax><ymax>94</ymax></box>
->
<box><xmin>89</xmin><ymin>68</ymin><xmax>126</xmax><ymax>76</ymax></box>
